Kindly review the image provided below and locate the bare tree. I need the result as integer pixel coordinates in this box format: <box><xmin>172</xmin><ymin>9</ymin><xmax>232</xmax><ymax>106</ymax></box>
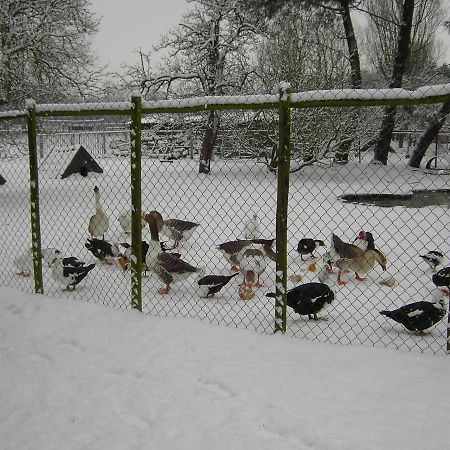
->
<box><xmin>126</xmin><ymin>0</ymin><xmax>262</xmax><ymax>174</ymax></box>
<box><xmin>0</xmin><ymin>0</ymin><xmax>102</xmax><ymax>108</ymax></box>
<box><xmin>372</xmin><ymin>0</ymin><xmax>415</xmax><ymax>165</ymax></box>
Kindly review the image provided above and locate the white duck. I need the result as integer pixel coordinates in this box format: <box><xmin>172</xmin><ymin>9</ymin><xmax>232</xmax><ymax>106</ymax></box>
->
<box><xmin>118</xmin><ymin>210</ymin><xmax>146</xmax><ymax>234</ymax></box>
<box><xmin>145</xmin><ymin>211</ymin><xmax>201</xmax><ymax>294</ymax></box>
<box><xmin>13</xmin><ymin>248</ymin><xmax>34</xmax><ymax>276</ymax></box>
<box><xmin>243</xmin><ymin>212</ymin><xmax>260</xmax><ymax>239</ymax></box>
<box><xmin>88</xmin><ymin>186</ymin><xmax>109</xmax><ymax>239</ymax></box>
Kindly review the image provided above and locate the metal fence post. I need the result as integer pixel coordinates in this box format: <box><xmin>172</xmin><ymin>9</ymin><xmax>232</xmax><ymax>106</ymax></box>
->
<box><xmin>26</xmin><ymin>99</ymin><xmax>44</xmax><ymax>294</ymax></box>
<box><xmin>130</xmin><ymin>95</ymin><xmax>143</xmax><ymax>311</ymax></box>
<box><xmin>274</xmin><ymin>83</ymin><xmax>291</xmax><ymax>333</ymax></box>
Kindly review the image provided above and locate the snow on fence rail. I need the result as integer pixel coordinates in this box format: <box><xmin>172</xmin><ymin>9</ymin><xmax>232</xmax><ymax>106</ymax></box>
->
<box><xmin>1</xmin><ymin>84</ymin><xmax>450</xmax><ymax>355</ymax></box>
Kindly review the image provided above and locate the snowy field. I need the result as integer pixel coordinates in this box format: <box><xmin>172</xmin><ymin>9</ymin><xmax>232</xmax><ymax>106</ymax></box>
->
<box><xmin>1</xmin><ymin>286</ymin><xmax>450</xmax><ymax>450</ymax></box>
<box><xmin>0</xmin><ymin>140</ymin><xmax>449</xmax><ymax>355</ymax></box>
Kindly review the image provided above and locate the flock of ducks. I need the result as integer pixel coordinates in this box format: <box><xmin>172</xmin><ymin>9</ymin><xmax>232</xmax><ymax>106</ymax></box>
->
<box><xmin>12</xmin><ymin>185</ymin><xmax>450</xmax><ymax>337</ymax></box>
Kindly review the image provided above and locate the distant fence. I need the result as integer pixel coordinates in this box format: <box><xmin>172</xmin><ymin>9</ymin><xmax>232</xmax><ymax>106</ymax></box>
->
<box><xmin>1</xmin><ymin>84</ymin><xmax>450</xmax><ymax>355</ymax></box>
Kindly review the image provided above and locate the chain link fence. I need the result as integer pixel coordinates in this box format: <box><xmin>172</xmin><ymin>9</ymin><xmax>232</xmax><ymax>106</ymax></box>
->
<box><xmin>0</xmin><ymin>85</ymin><xmax>449</xmax><ymax>355</ymax></box>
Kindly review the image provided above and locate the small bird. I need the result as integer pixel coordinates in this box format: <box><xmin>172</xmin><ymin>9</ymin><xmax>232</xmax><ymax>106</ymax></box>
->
<box><xmin>297</xmin><ymin>238</ymin><xmax>325</xmax><ymax>260</ymax></box>
<box><xmin>146</xmin><ymin>212</ymin><xmax>201</xmax><ymax>294</ymax></box>
<box><xmin>432</xmin><ymin>267</ymin><xmax>450</xmax><ymax>296</ymax></box>
<box><xmin>420</xmin><ymin>250</ymin><xmax>445</xmax><ymax>272</ymax></box>
<box><xmin>266</xmin><ymin>269</ymin><xmax>335</xmax><ymax>321</ymax></box>
<box><xmin>50</xmin><ymin>255</ymin><xmax>95</xmax><ymax>291</ymax></box>
<box><xmin>380</xmin><ymin>297</ymin><xmax>447</xmax><ymax>335</ymax></box>
<box><xmin>243</xmin><ymin>212</ymin><xmax>260</xmax><ymax>239</ymax></box>
<box><xmin>197</xmin><ymin>273</ymin><xmax>239</xmax><ymax>298</ymax></box>
<box><xmin>88</xmin><ymin>186</ymin><xmax>109</xmax><ymax>239</ymax></box>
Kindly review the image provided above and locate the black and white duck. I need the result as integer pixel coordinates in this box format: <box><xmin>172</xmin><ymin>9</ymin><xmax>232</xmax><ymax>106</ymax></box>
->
<box><xmin>297</xmin><ymin>238</ymin><xmax>325</xmax><ymax>260</ymax></box>
<box><xmin>145</xmin><ymin>212</ymin><xmax>201</xmax><ymax>294</ymax></box>
<box><xmin>266</xmin><ymin>269</ymin><xmax>335</xmax><ymax>321</ymax></box>
<box><xmin>197</xmin><ymin>273</ymin><xmax>239</xmax><ymax>298</ymax></box>
<box><xmin>42</xmin><ymin>248</ymin><xmax>85</xmax><ymax>268</ymax></box>
<box><xmin>380</xmin><ymin>296</ymin><xmax>447</xmax><ymax>335</ymax></box>
<box><xmin>239</xmin><ymin>246</ymin><xmax>269</xmax><ymax>287</ymax></box>
<box><xmin>85</xmin><ymin>238</ymin><xmax>124</xmax><ymax>264</ymax></box>
<box><xmin>50</xmin><ymin>255</ymin><xmax>95</xmax><ymax>291</ymax></box>
<box><xmin>420</xmin><ymin>250</ymin><xmax>445</xmax><ymax>272</ymax></box>
<box><xmin>432</xmin><ymin>267</ymin><xmax>450</xmax><ymax>296</ymax></box>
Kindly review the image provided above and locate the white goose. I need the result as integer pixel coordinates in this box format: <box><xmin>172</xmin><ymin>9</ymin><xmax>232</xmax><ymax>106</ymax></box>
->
<box><xmin>145</xmin><ymin>211</ymin><xmax>201</xmax><ymax>294</ymax></box>
<box><xmin>88</xmin><ymin>186</ymin><xmax>109</xmax><ymax>239</ymax></box>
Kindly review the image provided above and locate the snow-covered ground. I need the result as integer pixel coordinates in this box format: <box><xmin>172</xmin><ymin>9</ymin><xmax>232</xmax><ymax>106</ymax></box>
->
<box><xmin>1</xmin><ymin>286</ymin><xmax>450</xmax><ymax>450</ymax></box>
<box><xmin>0</xmin><ymin>140</ymin><xmax>449</xmax><ymax>355</ymax></box>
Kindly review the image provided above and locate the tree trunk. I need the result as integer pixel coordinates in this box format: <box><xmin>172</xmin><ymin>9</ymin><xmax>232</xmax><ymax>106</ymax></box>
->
<box><xmin>333</xmin><ymin>0</ymin><xmax>362</xmax><ymax>164</ymax></box>
<box><xmin>408</xmin><ymin>101</ymin><xmax>450</xmax><ymax>168</ymax></box>
<box><xmin>199</xmin><ymin>110</ymin><xmax>219</xmax><ymax>174</ymax></box>
<box><xmin>373</xmin><ymin>0</ymin><xmax>415</xmax><ymax>165</ymax></box>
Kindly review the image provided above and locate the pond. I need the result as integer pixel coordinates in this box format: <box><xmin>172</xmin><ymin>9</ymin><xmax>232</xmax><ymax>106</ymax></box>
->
<box><xmin>340</xmin><ymin>189</ymin><xmax>450</xmax><ymax>208</ymax></box>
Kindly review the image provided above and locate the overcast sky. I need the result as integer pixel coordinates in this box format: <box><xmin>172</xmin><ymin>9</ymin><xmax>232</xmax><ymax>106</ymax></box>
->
<box><xmin>90</xmin><ymin>0</ymin><xmax>450</xmax><ymax>75</ymax></box>
<box><xmin>90</xmin><ymin>0</ymin><xmax>189</xmax><ymax>72</ymax></box>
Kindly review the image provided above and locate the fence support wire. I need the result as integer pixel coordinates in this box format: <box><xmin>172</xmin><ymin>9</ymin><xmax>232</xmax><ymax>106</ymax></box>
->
<box><xmin>26</xmin><ymin>99</ymin><xmax>44</xmax><ymax>294</ymax></box>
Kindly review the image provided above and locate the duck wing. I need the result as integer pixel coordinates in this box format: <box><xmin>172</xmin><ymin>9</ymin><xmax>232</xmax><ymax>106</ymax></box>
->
<box><xmin>332</xmin><ymin>234</ymin><xmax>364</xmax><ymax>259</ymax></box>
<box><xmin>157</xmin><ymin>252</ymin><xmax>199</xmax><ymax>274</ymax></box>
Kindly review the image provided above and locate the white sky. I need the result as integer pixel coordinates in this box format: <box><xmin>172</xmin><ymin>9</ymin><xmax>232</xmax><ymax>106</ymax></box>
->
<box><xmin>90</xmin><ymin>0</ymin><xmax>189</xmax><ymax>72</ymax></box>
<box><xmin>90</xmin><ymin>0</ymin><xmax>450</xmax><ymax>74</ymax></box>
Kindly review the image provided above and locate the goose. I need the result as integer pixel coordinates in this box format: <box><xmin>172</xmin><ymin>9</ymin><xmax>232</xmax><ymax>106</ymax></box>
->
<box><xmin>49</xmin><ymin>255</ymin><xmax>95</xmax><ymax>291</ymax></box>
<box><xmin>297</xmin><ymin>238</ymin><xmax>325</xmax><ymax>260</ymax></box>
<box><xmin>145</xmin><ymin>212</ymin><xmax>201</xmax><ymax>294</ymax></box>
<box><xmin>420</xmin><ymin>250</ymin><xmax>445</xmax><ymax>272</ymax></box>
<box><xmin>243</xmin><ymin>212</ymin><xmax>260</xmax><ymax>239</ymax></box>
<box><xmin>157</xmin><ymin>217</ymin><xmax>199</xmax><ymax>249</ymax></box>
<box><xmin>335</xmin><ymin>248</ymin><xmax>387</xmax><ymax>286</ymax></box>
<box><xmin>380</xmin><ymin>297</ymin><xmax>447</xmax><ymax>335</ymax></box>
<box><xmin>432</xmin><ymin>267</ymin><xmax>450</xmax><ymax>296</ymax></box>
<box><xmin>197</xmin><ymin>273</ymin><xmax>239</xmax><ymax>298</ymax></box>
<box><xmin>88</xmin><ymin>186</ymin><xmax>109</xmax><ymax>239</ymax></box>
<box><xmin>239</xmin><ymin>246</ymin><xmax>267</xmax><ymax>287</ymax></box>
<box><xmin>217</xmin><ymin>238</ymin><xmax>275</xmax><ymax>272</ymax></box>
<box><xmin>266</xmin><ymin>268</ymin><xmax>335</xmax><ymax>321</ymax></box>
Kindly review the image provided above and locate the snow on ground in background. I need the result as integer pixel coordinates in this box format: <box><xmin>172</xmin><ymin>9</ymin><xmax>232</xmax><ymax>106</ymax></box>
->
<box><xmin>1</xmin><ymin>286</ymin><xmax>449</xmax><ymax>450</ymax></box>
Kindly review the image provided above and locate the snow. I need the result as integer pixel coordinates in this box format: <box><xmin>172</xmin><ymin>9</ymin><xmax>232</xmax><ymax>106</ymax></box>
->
<box><xmin>1</xmin><ymin>285</ymin><xmax>450</xmax><ymax>450</ymax></box>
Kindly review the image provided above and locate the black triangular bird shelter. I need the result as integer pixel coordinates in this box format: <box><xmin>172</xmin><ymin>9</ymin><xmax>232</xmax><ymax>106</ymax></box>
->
<box><xmin>60</xmin><ymin>146</ymin><xmax>103</xmax><ymax>179</ymax></box>
<box><xmin>0</xmin><ymin>174</ymin><xmax>6</xmax><ymax>185</ymax></box>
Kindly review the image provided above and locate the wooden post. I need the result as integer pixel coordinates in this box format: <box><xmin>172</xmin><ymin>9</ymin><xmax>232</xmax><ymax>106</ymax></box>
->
<box><xmin>26</xmin><ymin>99</ymin><xmax>44</xmax><ymax>294</ymax></box>
<box><xmin>130</xmin><ymin>96</ymin><xmax>143</xmax><ymax>311</ymax></box>
<box><xmin>274</xmin><ymin>83</ymin><xmax>291</xmax><ymax>333</ymax></box>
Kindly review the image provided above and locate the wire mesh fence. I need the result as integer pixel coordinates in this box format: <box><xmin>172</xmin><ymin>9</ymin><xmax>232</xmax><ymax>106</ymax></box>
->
<box><xmin>0</xmin><ymin>85</ymin><xmax>449</xmax><ymax>355</ymax></box>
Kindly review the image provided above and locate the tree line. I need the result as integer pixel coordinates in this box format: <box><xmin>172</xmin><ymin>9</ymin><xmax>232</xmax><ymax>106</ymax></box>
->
<box><xmin>1</xmin><ymin>0</ymin><xmax>449</xmax><ymax>172</ymax></box>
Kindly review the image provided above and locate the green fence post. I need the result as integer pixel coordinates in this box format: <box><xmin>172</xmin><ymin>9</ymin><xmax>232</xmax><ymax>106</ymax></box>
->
<box><xmin>130</xmin><ymin>95</ymin><xmax>143</xmax><ymax>311</ymax></box>
<box><xmin>274</xmin><ymin>83</ymin><xmax>291</xmax><ymax>333</ymax></box>
<box><xmin>26</xmin><ymin>99</ymin><xmax>44</xmax><ymax>294</ymax></box>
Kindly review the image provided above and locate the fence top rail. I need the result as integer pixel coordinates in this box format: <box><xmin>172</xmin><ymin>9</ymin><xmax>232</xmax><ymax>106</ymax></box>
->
<box><xmin>0</xmin><ymin>83</ymin><xmax>449</xmax><ymax>121</ymax></box>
